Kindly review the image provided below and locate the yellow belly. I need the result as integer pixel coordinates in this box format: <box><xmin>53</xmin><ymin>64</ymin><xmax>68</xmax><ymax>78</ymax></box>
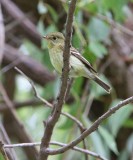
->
<box><xmin>49</xmin><ymin>48</ymin><xmax>90</xmax><ymax>78</ymax></box>
<box><xmin>49</xmin><ymin>49</ymin><xmax>63</xmax><ymax>74</ymax></box>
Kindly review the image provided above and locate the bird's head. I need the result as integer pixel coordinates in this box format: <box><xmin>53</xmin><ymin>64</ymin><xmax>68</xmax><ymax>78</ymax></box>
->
<box><xmin>43</xmin><ymin>32</ymin><xmax>65</xmax><ymax>49</ymax></box>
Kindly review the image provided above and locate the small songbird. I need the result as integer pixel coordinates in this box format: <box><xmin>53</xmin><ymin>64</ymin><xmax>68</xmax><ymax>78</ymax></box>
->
<box><xmin>43</xmin><ymin>32</ymin><xmax>111</xmax><ymax>93</ymax></box>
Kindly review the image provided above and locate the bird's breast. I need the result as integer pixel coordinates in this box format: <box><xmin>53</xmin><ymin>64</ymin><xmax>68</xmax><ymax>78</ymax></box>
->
<box><xmin>49</xmin><ymin>48</ymin><xmax>63</xmax><ymax>74</ymax></box>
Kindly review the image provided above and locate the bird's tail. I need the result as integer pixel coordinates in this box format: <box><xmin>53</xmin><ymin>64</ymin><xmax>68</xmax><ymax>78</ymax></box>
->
<box><xmin>93</xmin><ymin>76</ymin><xmax>111</xmax><ymax>93</ymax></box>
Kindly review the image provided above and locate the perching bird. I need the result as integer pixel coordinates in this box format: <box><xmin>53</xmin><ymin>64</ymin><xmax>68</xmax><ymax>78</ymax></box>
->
<box><xmin>43</xmin><ymin>32</ymin><xmax>111</xmax><ymax>93</ymax></box>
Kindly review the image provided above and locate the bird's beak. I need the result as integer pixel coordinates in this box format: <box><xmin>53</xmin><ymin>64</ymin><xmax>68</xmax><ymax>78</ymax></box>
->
<box><xmin>43</xmin><ymin>35</ymin><xmax>48</xmax><ymax>39</ymax></box>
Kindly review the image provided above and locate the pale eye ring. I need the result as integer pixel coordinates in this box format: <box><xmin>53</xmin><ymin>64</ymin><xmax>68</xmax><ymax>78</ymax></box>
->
<box><xmin>53</xmin><ymin>36</ymin><xmax>57</xmax><ymax>40</ymax></box>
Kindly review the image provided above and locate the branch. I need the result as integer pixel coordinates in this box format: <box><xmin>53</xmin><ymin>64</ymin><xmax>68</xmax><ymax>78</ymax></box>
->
<box><xmin>39</xmin><ymin>1</ymin><xmax>77</xmax><ymax>159</ymax></box>
<box><xmin>0</xmin><ymin>142</ymin><xmax>9</xmax><ymax>160</ymax></box>
<box><xmin>14</xmin><ymin>67</ymin><xmax>53</xmax><ymax>108</ymax></box>
<box><xmin>0</xmin><ymin>99</ymin><xmax>44</xmax><ymax>111</ymax></box>
<box><xmin>2</xmin><ymin>44</ymin><xmax>55</xmax><ymax>86</ymax></box>
<box><xmin>0</xmin><ymin>123</ymin><xmax>18</xmax><ymax>160</ymax></box>
<box><xmin>0</xmin><ymin>4</ymin><xmax>5</xmax><ymax>65</ymax></box>
<box><xmin>45</xmin><ymin>96</ymin><xmax>133</xmax><ymax>155</ymax></box>
<box><xmin>50</xmin><ymin>141</ymin><xmax>107</xmax><ymax>160</ymax></box>
<box><xmin>4</xmin><ymin>142</ymin><xmax>107</xmax><ymax>160</ymax></box>
<box><xmin>0</xmin><ymin>0</ymin><xmax>41</xmax><ymax>47</ymax></box>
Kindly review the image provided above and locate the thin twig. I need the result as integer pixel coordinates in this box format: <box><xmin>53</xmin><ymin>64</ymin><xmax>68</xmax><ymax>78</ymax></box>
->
<box><xmin>0</xmin><ymin>123</ymin><xmax>18</xmax><ymax>160</ymax></box>
<box><xmin>61</xmin><ymin>112</ymin><xmax>86</xmax><ymax>130</ymax></box>
<box><xmin>0</xmin><ymin>141</ymin><xmax>9</xmax><ymax>160</ymax></box>
<box><xmin>0</xmin><ymin>58</ymin><xmax>21</xmax><ymax>75</ymax></box>
<box><xmin>65</xmin><ymin>78</ymin><xmax>74</xmax><ymax>101</ymax></box>
<box><xmin>4</xmin><ymin>142</ymin><xmax>40</xmax><ymax>148</ymax></box>
<box><xmin>50</xmin><ymin>141</ymin><xmax>107</xmax><ymax>160</ymax></box>
<box><xmin>15</xmin><ymin>67</ymin><xmax>85</xmax><ymax>130</ymax></box>
<box><xmin>3</xmin><ymin>142</ymin><xmax>107</xmax><ymax>160</ymax></box>
<box><xmin>78</xmin><ymin>81</ymin><xmax>90</xmax><ymax>160</ymax></box>
<box><xmin>45</xmin><ymin>96</ymin><xmax>133</xmax><ymax>155</ymax></box>
<box><xmin>14</xmin><ymin>67</ymin><xmax>52</xmax><ymax>108</ymax></box>
<box><xmin>80</xmin><ymin>129</ymin><xmax>88</xmax><ymax>160</ymax></box>
<box><xmin>84</xmin><ymin>93</ymin><xmax>94</xmax><ymax>117</ymax></box>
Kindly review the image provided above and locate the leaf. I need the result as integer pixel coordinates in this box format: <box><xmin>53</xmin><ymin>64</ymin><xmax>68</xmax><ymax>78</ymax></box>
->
<box><xmin>89</xmin><ymin>41</ymin><xmax>108</xmax><ymax>58</ymax></box>
<box><xmin>37</xmin><ymin>20</ymin><xmax>45</xmax><ymax>35</ymax></box>
<box><xmin>72</xmin><ymin>77</ymin><xmax>84</xmax><ymax>96</ymax></box>
<box><xmin>42</xmin><ymin>81</ymin><xmax>57</xmax><ymax>99</ymax></box>
<box><xmin>123</xmin><ymin>118</ymin><xmax>133</xmax><ymax>128</ymax></box>
<box><xmin>57</xmin><ymin>108</ymin><xmax>74</xmax><ymax>129</ymax></box>
<box><xmin>118</xmin><ymin>134</ymin><xmax>133</xmax><ymax>160</ymax></box>
<box><xmin>46</xmin><ymin>4</ymin><xmax>58</xmax><ymax>22</ymax></box>
<box><xmin>90</xmin><ymin>132</ymin><xmax>109</xmax><ymax>158</ymax></box>
<box><xmin>37</xmin><ymin>1</ymin><xmax>47</xmax><ymax>14</ymax></box>
<box><xmin>99</xmin><ymin>126</ymin><xmax>119</xmax><ymax>155</ymax></box>
<box><xmin>82</xmin><ymin>116</ymin><xmax>110</xmax><ymax>158</ymax></box>
<box><xmin>108</xmin><ymin>99</ymin><xmax>133</xmax><ymax>137</ymax></box>
<box><xmin>88</xmin><ymin>17</ymin><xmax>110</xmax><ymax>42</ymax></box>
<box><xmin>126</xmin><ymin>134</ymin><xmax>133</xmax><ymax>154</ymax></box>
<box><xmin>83</xmin><ymin>46</ymin><xmax>97</xmax><ymax>63</ymax></box>
<box><xmin>117</xmin><ymin>149</ymin><xmax>129</xmax><ymax>160</ymax></box>
<box><xmin>101</xmin><ymin>0</ymin><xmax>128</xmax><ymax>20</ymax></box>
<box><xmin>78</xmin><ymin>0</ymin><xmax>98</xmax><ymax>14</ymax></box>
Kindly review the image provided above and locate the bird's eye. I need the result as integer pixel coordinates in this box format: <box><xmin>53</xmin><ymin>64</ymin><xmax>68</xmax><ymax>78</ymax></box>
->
<box><xmin>53</xmin><ymin>36</ymin><xmax>57</xmax><ymax>40</ymax></box>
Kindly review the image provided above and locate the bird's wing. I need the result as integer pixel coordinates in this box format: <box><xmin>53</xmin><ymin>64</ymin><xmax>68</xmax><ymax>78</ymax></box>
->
<box><xmin>71</xmin><ymin>47</ymin><xmax>97</xmax><ymax>73</ymax></box>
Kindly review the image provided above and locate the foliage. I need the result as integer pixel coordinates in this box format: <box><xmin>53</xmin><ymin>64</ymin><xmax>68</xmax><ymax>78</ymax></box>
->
<box><xmin>2</xmin><ymin>0</ymin><xmax>133</xmax><ymax>160</ymax></box>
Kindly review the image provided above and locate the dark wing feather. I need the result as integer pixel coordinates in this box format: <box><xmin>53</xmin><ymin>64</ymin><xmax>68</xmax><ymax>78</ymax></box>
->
<box><xmin>71</xmin><ymin>47</ymin><xmax>97</xmax><ymax>73</ymax></box>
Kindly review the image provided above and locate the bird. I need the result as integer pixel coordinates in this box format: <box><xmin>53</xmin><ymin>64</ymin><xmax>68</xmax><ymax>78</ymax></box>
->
<box><xmin>43</xmin><ymin>32</ymin><xmax>111</xmax><ymax>93</ymax></box>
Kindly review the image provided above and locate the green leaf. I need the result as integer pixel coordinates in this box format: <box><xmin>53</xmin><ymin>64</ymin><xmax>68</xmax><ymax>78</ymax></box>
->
<box><xmin>58</xmin><ymin>108</ymin><xmax>74</xmax><ymax>129</ymax></box>
<box><xmin>118</xmin><ymin>149</ymin><xmax>129</xmax><ymax>160</ymax></box>
<box><xmin>88</xmin><ymin>17</ymin><xmax>110</xmax><ymax>42</ymax></box>
<box><xmin>90</xmin><ymin>132</ymin><xmax>109</xmax><ymax>158</ymax></box>
<box><xmin>82</xmin><ymin>116</ymin><xmax>109</xmax><ymax>158</ymax></box>
<box><xmin>37</xmin><ymin>20</ymin><xmax>45</xmax><ymax>35</ymax></box>
<box><xmin>99</xmin><ymin>126</ymin><xmax>119</xmax><ymax>155</ymax></box>
<box><xmin>89</xmin><ymin>41</ymin><xmax>108</xmax><ymax>58</ymax></box>
<box><xmin>127</xmin><ymin>134</ymin><xmax>133</xmax><ymax>154</ymax></box>
<box><xmin>72</xmin><ymin>77</ymin><xmax>84</xmax><ymax>96</ymax></box>
<box><xmin>37</xmin><ymin>1</ymin><xmax>47</xmax><ymax>14</ymax></box>
<box><xmin>78</xmin><ymin>0</ymin><xmax>98</xmax><ymax>14</ymax></box>
<box><xmin>83</xmin><ymin>46</ymin><xmax>97</xmax><ymax>63</ymax></box>
<box><xmin>101</xmin><ymin>0</ymin><xmax>129</xmax><ymax>20</ymax></box>
<box><xmin>42</xmin><ymin>81</ymin><xmax>56</xmax><ymax>99</ymax></box>
<box><xmin>21</xmin><ymin>39</ymin><xmax>43</xmax><ymax>62</ymax></box>
<box><xmin>108</xmin><ymin>99</ymin><xmax>133</xmax><ymax>137</ymax></box>
<box><xmin>118</xmin><ymin>134</ymin><xmax>133</xmax><ymax>160</ymax></box>
<box><xmin>123</xmin><ymin>118</ymin><xmax>133</xmax><ymax>128</ymax></box>
<box><xmin>46</xmin><ymin>4</ymin><xmax>58</xmax><ymax>22</ymax></box>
